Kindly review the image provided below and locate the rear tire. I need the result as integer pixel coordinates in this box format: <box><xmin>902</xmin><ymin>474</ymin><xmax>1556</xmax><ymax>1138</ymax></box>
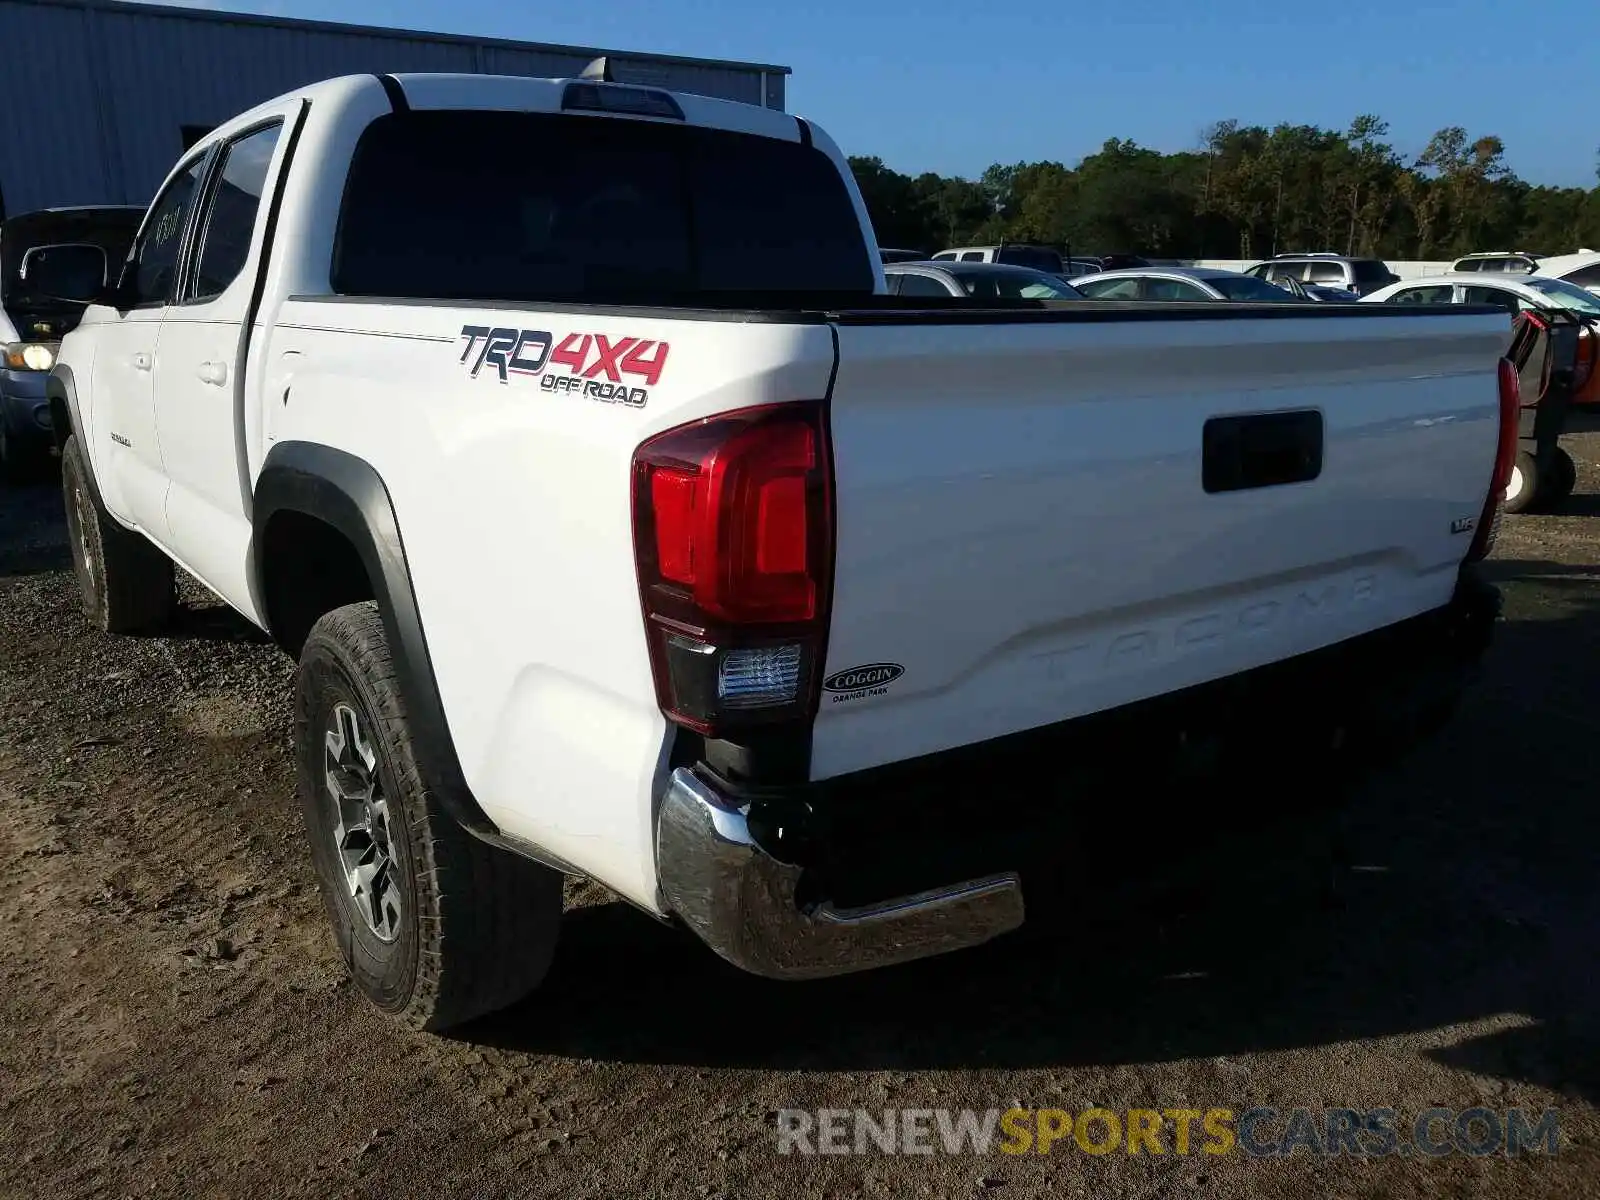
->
<box><xmin>295</xmin><ymin>601</ymin><xmax>563</xmax><ymax>1031</ymax></box>
<box><xmin>1503</xmin><ymin>450</ymin><xmax>1539</xmax><ymax>515</ymax></box>
<box><xmin>60</xmin><ymin>433</ymin><xmax>175</xmax><ymax>633</ymax></box>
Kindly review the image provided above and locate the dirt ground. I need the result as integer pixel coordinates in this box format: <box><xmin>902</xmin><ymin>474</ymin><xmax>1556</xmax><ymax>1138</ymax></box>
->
<box><xmin>2</xmin><ymin>439</ymin><xmax>1598</xmax><ymax>1200</ymax></box>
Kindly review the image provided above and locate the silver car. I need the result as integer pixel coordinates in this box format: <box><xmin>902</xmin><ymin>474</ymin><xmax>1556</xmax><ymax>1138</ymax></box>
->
<box><xmin>1070</xmin><ymin>266</ymin><xmax>1306</xmax><ymax>302</ymax></box>
<box><xmin>884</xmin><ymin>261</ymin><xmax>1084</xmax><ymax>300</ymax></box>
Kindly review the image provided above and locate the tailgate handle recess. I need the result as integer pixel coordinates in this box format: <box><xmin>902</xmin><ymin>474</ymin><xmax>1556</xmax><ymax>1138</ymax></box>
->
<box><xmin>1202</xmin><ymin>410</ymin><xmax>1324</xmax><ymax>494</ymax></box>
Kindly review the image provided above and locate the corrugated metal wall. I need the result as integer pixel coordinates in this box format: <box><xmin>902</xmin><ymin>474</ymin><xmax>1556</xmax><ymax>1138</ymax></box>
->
<box><xmin>0</xmin><ymin>0</ymin><xmax>788</xmax><ymax>217</ymax></box>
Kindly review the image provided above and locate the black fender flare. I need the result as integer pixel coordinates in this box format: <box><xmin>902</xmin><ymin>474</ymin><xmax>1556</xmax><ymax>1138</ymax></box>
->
<box><xmin>45</xmin><ymin>364</ymin><xmax>108</xmax><ymax>508</ymax></box>
<box><xmin>253</xmin><ymin>441</ymin><xmax>507</xmax><ymax>846</ymax></box>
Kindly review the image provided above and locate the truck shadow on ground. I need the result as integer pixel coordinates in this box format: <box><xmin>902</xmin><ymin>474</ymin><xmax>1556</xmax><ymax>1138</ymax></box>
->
<box><xmin>0</xmin><ymin>481</ymin><xmax>71</xmax><ymax>577</ymax></box>
<box><xmin>472</xmin><ymin>561</ymin><xmax>1600</xmax><ymax>1100</ymax></box>
<box><xmin>1544</xmin><ymin>494</ymin><xmax>1600</xmax><ymax>518</ymax></box>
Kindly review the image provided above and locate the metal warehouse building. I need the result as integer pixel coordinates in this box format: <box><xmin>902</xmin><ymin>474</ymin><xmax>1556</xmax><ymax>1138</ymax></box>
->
<box><xmin>0</xmin><ymin>0</ymin><xmax>790</xmax><ymax>218</ymax></box>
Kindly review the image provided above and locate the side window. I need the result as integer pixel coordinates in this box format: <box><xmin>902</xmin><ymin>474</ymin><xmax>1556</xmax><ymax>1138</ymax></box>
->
<box><xmin>1143</xmin><ymin>277</ymin><xmax>1208</xmax><ymax>301</ymax></box>
<box><xmin>189</xmin><ymin>123</ymin><xmax>282</xmax><ymax>302</ymax></box>
<box><xmin>1454</xmin><ymin>259</ymin><xmax>1482</xmax><ymax>272</ymax></box>
<box><xmin>1461</xmin><ymin>286</ymin><xmax>1522</xmax><ymax>312</ymax></box>
<box><xmin>1391</xmin><ymin>285</ymin><xmax>1456</xmax><ymax>305</ymax></box>
<box><xmin>1306</xmin><ymin>261</ymin><xmax>1346</xmax><ymax>284</ymax></box>
<box><xmin>1265</xmin><ymin>262</ymin><xmax>1308</xmax><ymax>282</ymax></box>
<box><xmin>932</xmin><ymin>252</ymin><xmax>957</xmax><ymax>261</ymax></box>
<box><xmin>1563</xmin><ymin>264</ymin><xmax>1600</xmax><ymax>290</ymax></box>
<box><xmin>898</xmin><ymin>273</ymin><xmax>954</xmax><ymax>297</ymax></box>
<box><xmin>129</xmin><ymin>155</ymin><xmax>209</xmax><ymax>306</ymax></box>
<box><xmin>1078</xmin><ymin>277</ymin><xmax>1142</xmax><ymax>299</ymax></box>
<box><xmin>960</xmin><ymin>251</ymin><xmax>985</xmax><ymax>262</ymax></box>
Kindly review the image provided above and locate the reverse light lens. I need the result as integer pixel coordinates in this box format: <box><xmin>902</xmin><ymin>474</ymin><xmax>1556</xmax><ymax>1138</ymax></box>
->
<box><xmin>3</xmin><ymin>343</ymin><xmax>56</xmax><ymax>371</ymax></box>
<box><xmin>719</xmin><ymin>644</ymin><xmax>803</xmax><ymax>709</ymax></box>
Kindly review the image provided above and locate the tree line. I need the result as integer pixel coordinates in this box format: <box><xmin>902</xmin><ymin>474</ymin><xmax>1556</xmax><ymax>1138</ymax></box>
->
<box><xmin>850</xmin><ymin>117</ymin><xmax>1600</xmax><ymax>262</ymax></box>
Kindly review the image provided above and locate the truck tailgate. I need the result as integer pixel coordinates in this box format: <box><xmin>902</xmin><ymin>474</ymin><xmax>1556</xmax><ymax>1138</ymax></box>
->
<box><xmin>812</xmin><ymin>307</ymin><xmax>1511</xmax><ymax>780</ymax></box>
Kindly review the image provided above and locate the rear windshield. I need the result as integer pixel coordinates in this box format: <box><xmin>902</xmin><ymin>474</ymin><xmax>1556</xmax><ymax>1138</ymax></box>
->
<box><xmin>994</xmin><ymin>246</ymin><xmax>1064</xmax><ymax>273</ymax></box>
<box><xmin>331</xmin><ymin>111</ymin><xmax>876</xmax><ymax>304</ymax></box>
<box><xmin>1350</xmin><ymin>259</ymin><xmax>1395</xmax><ymax>283</ymax></box>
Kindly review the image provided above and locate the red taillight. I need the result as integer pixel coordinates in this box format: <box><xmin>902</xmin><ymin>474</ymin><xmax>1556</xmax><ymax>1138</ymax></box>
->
<box><xmin>1576</xmin><ymin>327</ymin><xmax>1596</xmax><ymax>392</ymax></box>
<box><xmin>1466</xmin><ymin>357</ymin><xmax>1520</xmax><ymax>562</ymax></box>
<box><xmin>631</xmin><ymin>402</ymin><xmax>834</xmax><ymax>737</ymax></box>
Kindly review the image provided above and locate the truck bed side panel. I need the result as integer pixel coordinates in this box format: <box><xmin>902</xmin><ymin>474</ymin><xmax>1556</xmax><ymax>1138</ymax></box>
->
<box><xmin>262</xmin><ymin>299</ymin><xmax>837</xmax><ymax>910</ymax></box>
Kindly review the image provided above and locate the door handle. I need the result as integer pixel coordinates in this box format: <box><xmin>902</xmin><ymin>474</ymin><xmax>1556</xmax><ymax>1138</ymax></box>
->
<box><xmin>132</xmin><ymin>352</ymin><xmax>152</xmax><ymax>372</ymax></box>
<box><xmin>197</xmin><ymin>361</ymin><xmax>229</xmax><ymax>386</ymax></box>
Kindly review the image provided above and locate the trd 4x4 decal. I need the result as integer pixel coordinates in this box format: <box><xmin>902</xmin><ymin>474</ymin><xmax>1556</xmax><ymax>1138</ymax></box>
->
<box><xmin>458</xmin><ymin>326</ymin><xmax>670</xmax><ymax>409</ymax></box>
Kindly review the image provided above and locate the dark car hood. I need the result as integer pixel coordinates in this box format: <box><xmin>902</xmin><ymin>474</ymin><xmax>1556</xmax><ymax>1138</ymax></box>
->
<box><xmin>1</xmin><ymin>206</ymin><xmax>145</xmax><ymax>338</ymax></box>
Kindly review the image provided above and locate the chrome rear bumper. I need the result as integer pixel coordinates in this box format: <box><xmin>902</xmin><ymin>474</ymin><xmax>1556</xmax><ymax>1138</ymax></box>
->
<box><xmin>655</xmin><ymin>766</ymin><xmax>1025</xmax><ymax>980</ymax></box>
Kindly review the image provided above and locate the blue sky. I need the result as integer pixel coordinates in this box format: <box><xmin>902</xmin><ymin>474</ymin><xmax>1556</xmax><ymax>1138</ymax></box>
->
<box><xmin>154</xmin><ymin>0</ymin><xmax>1600</xmax><ymax>187</ymax></box>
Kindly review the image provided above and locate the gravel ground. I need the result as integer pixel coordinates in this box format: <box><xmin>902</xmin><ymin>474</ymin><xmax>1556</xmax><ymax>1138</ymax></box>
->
<box><xmin>1</xmin><ymin>439</ymin><xmax>1598</xmax><ymax>1199</ymax></box>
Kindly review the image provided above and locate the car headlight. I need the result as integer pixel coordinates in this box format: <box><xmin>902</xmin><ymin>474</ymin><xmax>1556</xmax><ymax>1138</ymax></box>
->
<box><xmin>3</xmin><ymin>343</ymin><xmax>57</xmax><ymax>371</ymax></box>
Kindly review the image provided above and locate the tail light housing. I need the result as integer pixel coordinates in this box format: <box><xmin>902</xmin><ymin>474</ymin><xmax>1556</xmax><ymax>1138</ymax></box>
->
<box><xmin>1575</xmin><ymin>326</ymin><xmax>1595</xmax><ymax>393</ymax></box>
<box><xmin>1465</xmin><ymin>356</ymin><xmax>1520</xmax><ymax>563</ymax></box>
<box><xmin>631</xmin><ymin>402</ymin><xmax>834</xmax><ymax>737</ymax></box>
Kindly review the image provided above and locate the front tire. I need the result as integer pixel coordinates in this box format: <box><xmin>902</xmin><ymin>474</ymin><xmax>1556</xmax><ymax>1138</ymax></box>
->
<box><xmin>295</xmin><ymin>601</ymin><xmax>563</xmax><ymax>1031</ymax></box>
<box><xmin>60</xmin><ymin>433</ymin><xmax>175</xmax><ymax>632</ymax></box>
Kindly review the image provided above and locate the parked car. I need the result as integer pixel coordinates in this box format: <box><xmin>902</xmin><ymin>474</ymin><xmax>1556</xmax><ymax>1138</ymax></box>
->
<box><xmin>1450</xmin><ymin>251</ymin><xmax>1542</xmax><ymax>275</ymax></box>
<box><xmin>1271</xmin><ymin>275</ymin><xmax>1365</xmax><ymax>302</ymax></box>
<box><xmin>1057</xmin><ymin>257</ymin><xmax>1104</xmax><ymax>279</ymax></box>
<box><xmin>1072</xmin><ymin>266</ymin><xmax>1307</xmax><ymax>302</ymax></box>
<box><xmin>931</xmin><ymin>243</ymin><xmax>1065</xmax><ymax>273</ymax></box>
<box><xmin>1515</xmin><ymin>250</ymin><xmax>1600</xmax><ymax>296</ymax></box>
<box><xmin>1244</xmin><ymin>253</ymin><xmax>1399</xmax><ymax>296</ymax></box>
<box><xmin>884</xmin><ymin>261</ymin><xmax>1084</xmax><ymax>300</ymax></box>
<box><xmin>0</xmin><ymin>205</ymin><xmax>144</xmax><ymax>476</ymax></box>
<box><xmin>1361</xmin><ymin>271</ymin><xmax>1600</xmax><ymax>464</ymax></box>
<box><xmin>44</xmin><ymin>67</ymin><xmax>1512</xmax><ymax>1034</ymax></box>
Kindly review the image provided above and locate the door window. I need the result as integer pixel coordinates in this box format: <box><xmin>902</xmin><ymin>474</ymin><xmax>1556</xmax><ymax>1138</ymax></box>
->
<box><xmin>1076</xmin><ymin>277</ymin><xmax>1142</xmax><ymax>299</ymax></box>
<box><xmin>1306</xmin><ymin>261</ymin><xmax>1348</xmax><ymax>284</ymax></box>
<box><xmin>1461</xmin><ymin>286</ymin><xmax>1524</xmax><ymax>312</ymax></box>
<box><xmin>1390</xmin><ymin>285</ymin><xmax>1456</xmax><ymax>305</ymax></box>
<box><xmin>1142</xmin><ymin>277</ymin><xmax>1210</xmax><ymax>301</ymax></box>
<box><xmin>1562</xmin><ymin>264</ymin><xmax>1600</xmax><ymax>290</ymax></box>
<box><xmin>960</xmin><ymin>251</ymin><xmax>985</xmax><ymax>262</ymax></box>
<box><xmin>896</xmin><ymin>273</ymin><xmax>954</xmax><ymax>297</ymax></box>
<box><xmin>187</xmin><ymin>123</ymin><xmax>282</xmax><ymax>302</ymax></box>
<box><xmin>127</xmin><ymin>155</ymin><xmax>209</xmax><ymax>307</ymax></box>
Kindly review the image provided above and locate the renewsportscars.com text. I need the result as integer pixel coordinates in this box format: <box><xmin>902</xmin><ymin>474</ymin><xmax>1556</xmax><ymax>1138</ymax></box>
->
<box><xmin>775</xmin><ymin>1106</ymin><xmax>1561</xmax><ymax>1158</ymax></box>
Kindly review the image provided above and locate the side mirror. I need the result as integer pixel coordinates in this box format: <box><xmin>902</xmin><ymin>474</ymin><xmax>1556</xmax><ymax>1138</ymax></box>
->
<box><xmin>19</xmin><ymin>242</ymin><xmax>110</xmax><ymax>304</ymax></box>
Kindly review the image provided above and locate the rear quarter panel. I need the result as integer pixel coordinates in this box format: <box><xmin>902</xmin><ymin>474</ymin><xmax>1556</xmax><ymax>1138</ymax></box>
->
<box><xmin>261</xmin><ymin>299</ymin><xmax>835</xmax><ymax>910</ymax></box>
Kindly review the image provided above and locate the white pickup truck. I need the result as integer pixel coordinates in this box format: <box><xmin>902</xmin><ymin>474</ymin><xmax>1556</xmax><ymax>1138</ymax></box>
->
<box><xmin>40</xmin><ymin>67</ymin><xmax>1518</xmax><ymax>1032</ymax></box>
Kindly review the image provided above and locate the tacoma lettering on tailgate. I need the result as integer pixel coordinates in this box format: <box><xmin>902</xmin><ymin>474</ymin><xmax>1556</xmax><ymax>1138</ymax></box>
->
<box><xmin>1035</xmin><ymin>573</ymin><xmax>1380</xmax><ymax>684</ymax></box>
